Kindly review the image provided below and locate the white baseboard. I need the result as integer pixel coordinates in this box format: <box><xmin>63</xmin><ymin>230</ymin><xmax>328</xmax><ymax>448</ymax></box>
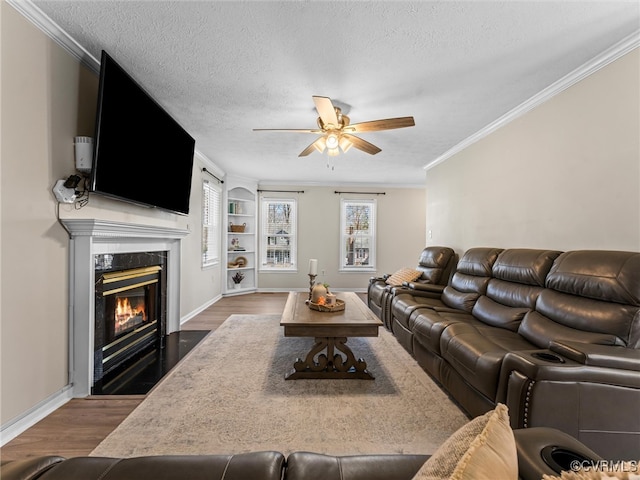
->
<box><xmin>1</xmin><ymin>385</ymin><xmax>74</xmax><ymax>446</ymax></box>
<box><xmin>256</xmin><ymin>287</ymin><xmax>368</xmax><ymax>293</ymax></box>
<box><xmin>180</xmin><ymin>294</ymin><xmax>222</xmax><ymax>326</ymax></box>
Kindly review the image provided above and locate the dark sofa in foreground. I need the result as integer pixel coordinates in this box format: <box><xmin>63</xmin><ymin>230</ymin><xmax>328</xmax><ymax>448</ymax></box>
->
<box><xmin>376</xmin><ymin>247</ymin><xmax>640</xmax><ymax>460</ymax></box>
<box><xmin>0</xmin><ymin>426</ymin><xmax>602</xmax><ymax>480</ymax></box>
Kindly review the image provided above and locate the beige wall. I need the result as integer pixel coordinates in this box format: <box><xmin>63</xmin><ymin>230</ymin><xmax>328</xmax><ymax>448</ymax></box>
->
<box><xmin>1</xmin><ymin>3</ymin><xmax>222</xmax><ymax>427</ymax></box>
<box><xmin>2</xmin><ymin>2</ymin><xmax>75</xmax><ymax>425</ymax></box>
<box><xmin>426</xmin><ymin>49</ymin><xmax>640</xmax><ymax>254</ymax></box>
<box><xmin>258</xmin><ymin>186</ymin><xmax>427</xmax><ymax>290</ymax></box>
<box><xmin>179</xmin><ymin>157</ymin><xmax>224</xmax><ymax>319</ymax></box>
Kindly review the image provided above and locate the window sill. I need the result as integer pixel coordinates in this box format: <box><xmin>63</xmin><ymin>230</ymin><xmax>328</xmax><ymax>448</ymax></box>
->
<box><xmin>259</xmin><ymin>268</ymin><xmax>298</xmax><ymax>273</ymax></box>
<box><xmin>339</xmin><ymin>267</ymin><xmax>376</xmax><ymax>273</ymax></box>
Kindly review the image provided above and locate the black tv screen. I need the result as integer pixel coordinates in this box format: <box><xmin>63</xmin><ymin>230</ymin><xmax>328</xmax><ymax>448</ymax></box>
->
<box><xmin>90</xmin><ymin>51</ymin><xmax>195</xmax><ymax>215</ymax></box>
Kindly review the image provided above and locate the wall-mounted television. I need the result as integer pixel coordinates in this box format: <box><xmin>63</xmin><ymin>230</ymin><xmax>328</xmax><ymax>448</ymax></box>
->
<box><xmin>90</xmin><ymin>50</ymin><xmax>195</xmax><ymax>215</ymax></box>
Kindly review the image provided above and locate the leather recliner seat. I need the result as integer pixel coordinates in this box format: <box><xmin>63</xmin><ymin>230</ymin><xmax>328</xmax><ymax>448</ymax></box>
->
<box><xmin>498</xmin><ymin>250</ymin><xmax>640</xmax><ymax>459</ymax></box>
<box><xmin>390</xmin><ymin>247</ymin><xmax>502</xmax><ymax>357</ymax></box>
<box><xmin>436</xmin><ymin>249</ymin><xmax>561</xmax><ymax>416</ymax></box>
<box><xmin>367</xmin><ymin>246</ymin><xmax>456</xmax><ymax>329</ymax></box>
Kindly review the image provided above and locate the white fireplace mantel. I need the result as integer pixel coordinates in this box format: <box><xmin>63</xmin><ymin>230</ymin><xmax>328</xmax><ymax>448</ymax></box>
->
<box><xmin>62</xmin><ymin>219</ymin><xmax>189</xmax><ymax>397</ymax></box>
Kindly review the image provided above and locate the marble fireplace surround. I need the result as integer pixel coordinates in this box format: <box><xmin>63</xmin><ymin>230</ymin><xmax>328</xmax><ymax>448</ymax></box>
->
<box><xmin>61</xmin><ymin>219</ymin><xmax>189</xmax><ymax>397</ymax></box>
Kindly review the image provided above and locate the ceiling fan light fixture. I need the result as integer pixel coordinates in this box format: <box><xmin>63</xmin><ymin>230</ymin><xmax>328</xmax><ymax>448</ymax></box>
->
<box><xmin>325</xmin><ymin>132</ymin><xmax>339</xmax><ymax>150</ymax></box>
<box><xmin>339</xmin><ymin>136</ymin><xmax>353</xmax><ymax>153</ymax></box>
<box><xmin>256</xmin><ymin>96</ymin><xmax>414</xmax><ymax>159</ymax></box>
<box><xmin>314</xmin><ymin>136</ymin><xmax>327</xmax><ymax>153</ymax></box>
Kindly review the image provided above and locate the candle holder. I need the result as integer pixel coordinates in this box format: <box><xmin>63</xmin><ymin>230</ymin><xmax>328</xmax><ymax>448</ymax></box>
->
<box><xmin>307</xmin><ymin>274</ymin><xmax>317</xmax><ymax>302</ymax></box>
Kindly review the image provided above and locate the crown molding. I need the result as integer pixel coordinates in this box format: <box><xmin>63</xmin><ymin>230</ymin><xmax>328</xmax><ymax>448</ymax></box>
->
<box><xmin>257</xmin><ymin>179</ymin><xmax>425</xmax><ymax>189</ymax></box>
<box><xmin>424</xmin><ymin>30</ymin><xmax>640</xmax><ymax>172</ymax></box>
<box><xmin>7</xmin><ymin>0</ymin><xmax>101</xmax><ymax>73</ymax></box>
<box><xmin>194</xmin><ymin>150</ymin><xmax>226</xmax><ymax>178</ymax></box>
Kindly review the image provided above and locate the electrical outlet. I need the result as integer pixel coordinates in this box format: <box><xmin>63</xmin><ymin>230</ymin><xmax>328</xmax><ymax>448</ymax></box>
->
<box><xmin>321</xmin><ymin>269</ymin><xmax>326</xmax><ymax>275</ymax></box>
<box><xmin>53</xmin><ymin>179</ymin><xmax>77</xmax><ymax>204</ymax></box>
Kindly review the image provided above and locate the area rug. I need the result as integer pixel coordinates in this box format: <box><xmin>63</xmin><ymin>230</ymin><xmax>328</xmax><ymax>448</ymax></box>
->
<box><xmin>91</xmin><ymin>314</ymin><xmax>469</xmax><ymax>457</ymax></box>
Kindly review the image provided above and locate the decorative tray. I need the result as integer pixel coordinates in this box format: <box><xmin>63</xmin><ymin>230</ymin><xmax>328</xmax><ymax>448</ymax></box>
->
<box><xmin>307</xmin><ymin>299</ymin><xmax>345</xmax><ymax>312</ymax></box>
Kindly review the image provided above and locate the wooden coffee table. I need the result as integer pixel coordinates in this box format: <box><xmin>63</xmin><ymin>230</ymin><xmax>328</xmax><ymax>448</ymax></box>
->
<box><xmin>280</xmin><ymin>291</ymin><xmax>383</xmax><ymax>380</ymax></box>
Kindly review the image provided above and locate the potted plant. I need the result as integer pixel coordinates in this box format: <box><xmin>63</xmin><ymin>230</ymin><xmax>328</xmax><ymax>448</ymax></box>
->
<box><xmin>232</xmin><ymin>271</ymin><xmax>244</xmax><ymax>289</ymax></box>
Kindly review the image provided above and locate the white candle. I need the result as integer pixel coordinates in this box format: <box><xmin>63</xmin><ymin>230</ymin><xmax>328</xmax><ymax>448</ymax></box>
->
<box><xmin>309</xmin><ymin>259</ymin><xmax>318</xmax><ymax>275</ymax></box>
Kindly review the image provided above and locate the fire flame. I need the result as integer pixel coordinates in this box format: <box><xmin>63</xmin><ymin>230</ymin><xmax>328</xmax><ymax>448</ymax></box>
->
<box><xmin>115</xmin><ymin>297</ymin><xmax>146</xmax><ymax>326</ymax></box>
<box><xmin>316</xmin><ymin>296</ymin><xmax>326</xmax><ymax>306</ymax></box>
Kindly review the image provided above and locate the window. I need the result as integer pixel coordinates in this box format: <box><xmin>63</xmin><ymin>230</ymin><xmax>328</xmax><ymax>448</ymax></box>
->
<box><xmin>340</xmin><ymin>198</ymin><xmax>376</xmax><ymax>271</ymax></box>
<box><xmin>202</xmin><ymin>179</ymin><xmax>221</xmax><ymax>267</ymax></box>
<box><xmin>260</xmin><ymin>198</ymin><xmax>297</xmax><ymax>270</ymax></box>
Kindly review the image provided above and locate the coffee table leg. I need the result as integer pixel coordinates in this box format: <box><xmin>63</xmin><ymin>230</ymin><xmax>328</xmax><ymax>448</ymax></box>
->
<box><xmin>286</xmin><ymin>336</ymin><xmax>374</xmax><ymax>380</ymax></box>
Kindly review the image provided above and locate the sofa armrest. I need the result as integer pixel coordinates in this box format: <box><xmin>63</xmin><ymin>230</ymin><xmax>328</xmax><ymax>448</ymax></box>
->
<box><xmin>396</xmin><ymin>282</ymin><xmax>444</xmax><ymax>299</ymax></box>
<box><xmin>0</xmin><ymin>456</ymin><xmax>65</xmax><ymax>480</ymax></box>
<box><xmin>549</xmin><ymin>341</ymin><xmax>640</xmax><ymax>372</ymax></box>
<box><xmin>368</xmin><ymin>274</ymin><xmax>390</xmax><ymax>285</ymax></box>
<box><xmin>285</xmin><ymin>452</ymin><xmax>429</xmax><ymax>480</ymax></box>
<box><xmin>514</xmin><ymin>427</ymin><xmax>602</xmax><ymax>479</ymax></box>
<box><xmin>405</xmin><ymin>282</ymin><xmax>444</xmax><ymax>292</ymax></box>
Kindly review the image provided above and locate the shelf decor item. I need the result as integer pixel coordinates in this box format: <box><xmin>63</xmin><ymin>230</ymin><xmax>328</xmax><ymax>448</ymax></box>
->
<box><xmin>232</xmin><ymin>271</ymin><xmax>245</xmax><ymax>288</ymax></box>
<box><xmin>229</xmin><ymin>222</ymin><xmax>246</xmax><ymax>233</ymax></box>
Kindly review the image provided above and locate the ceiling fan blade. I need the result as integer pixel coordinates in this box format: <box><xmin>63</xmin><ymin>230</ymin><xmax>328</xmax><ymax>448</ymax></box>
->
<box><xmin>342</xmin><ymin>134</ymin><xmax>381</xmax><ymax>155</ymax></box>
<box><xmin>345</xmin><ymin>116</ymin><xmax>415</xmax><ymax>133</ymax></box>
<box><xmin>312</xmin><ymin>96</ymin><xmax>339</xmax><ymax>128</ymax></box>
<box><xmin>253</xmin><ymin>128</ymin><xmax>323</xmax><ymax>133</ymax></box>
<box><xmin>299</xmin><ymin>137</ymin><xmax>327</xmax><ymax>157</ymax></box>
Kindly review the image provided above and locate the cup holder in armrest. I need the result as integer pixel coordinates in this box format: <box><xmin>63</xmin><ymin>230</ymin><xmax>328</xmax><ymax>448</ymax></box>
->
<box><xmin>541</xmin><ymin>446</ymin><xmax>596</xmax><ymax>473</ymax></box>
<box><xmin>532</xmin><ymin>352</ymin><xmax>565</xmax><ymax>363</ymax></box>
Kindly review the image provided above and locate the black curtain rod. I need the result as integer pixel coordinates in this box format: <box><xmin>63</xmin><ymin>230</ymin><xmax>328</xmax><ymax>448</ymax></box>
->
<box><xmin>258</xmin><ymin>189</ymin><xmax>305</xmax><ymax>193</ymax></box>
<box><xmin>202</xmin><ymin>168</ymin><xmax>224</xmax><ymax>184</ymax></box>
<box><xmin>334</xmin><ymin>191</ymin><xmax>385</xmax><ymax>195</ymax></box>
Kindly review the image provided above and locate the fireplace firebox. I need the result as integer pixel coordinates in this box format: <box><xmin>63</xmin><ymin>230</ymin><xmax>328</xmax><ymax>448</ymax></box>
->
<box><xmin>94</xmin><ymin>252</ymin><xmax>167</xmax><ymax>387</ymax></box>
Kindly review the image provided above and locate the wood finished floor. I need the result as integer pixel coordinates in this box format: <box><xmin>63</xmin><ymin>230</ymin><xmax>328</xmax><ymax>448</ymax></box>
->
<box><xmin>0</xmin><ymin>292</ymin><xmax>289</xmax><ymax>463</ymax></box>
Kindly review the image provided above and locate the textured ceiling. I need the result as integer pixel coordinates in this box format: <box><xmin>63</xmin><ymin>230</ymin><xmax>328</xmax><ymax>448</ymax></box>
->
<box><xmin>28</xmin><ymin>1</ymin><xmax>640</xmax><ymax>186</ymax></box>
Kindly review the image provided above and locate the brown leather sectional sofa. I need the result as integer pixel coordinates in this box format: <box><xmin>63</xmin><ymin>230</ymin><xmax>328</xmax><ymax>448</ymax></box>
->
<box><xmin>0</xmin><ymin>427</ymin><xmax>603</xmax><ymax>480</ymax></box>
<box><xmin>374</xmin><ymin>248</ymin><xmax>640</xmax><ymax>460</ymax></box>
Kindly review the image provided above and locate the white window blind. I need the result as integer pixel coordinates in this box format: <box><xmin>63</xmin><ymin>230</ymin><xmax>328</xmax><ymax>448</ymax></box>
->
<box><xmin>260</xmin><ymin>198</ymin><xmax>297</xmax><ymax>270</ymax></box>
<box><xmin>202</xmin><ymin>179</ymin><xmax>221</xmax><ymax>267</ymax></box>
<box><xmin>340</xmin><ymin>198</ymin><xmax>376</xmax><ymax>270</ymax></box>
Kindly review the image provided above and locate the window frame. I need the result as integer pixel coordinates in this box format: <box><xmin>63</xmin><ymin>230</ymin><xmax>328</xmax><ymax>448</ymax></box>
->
<box><xmin>339</xmin><ymin>198</ymin><xmax>377</xmax><ymax>272</ymax></box>
<box><xmin>201</xmin><ymin>179</ymin><xmax>221</xmax><ymax>268</ymax></box>
<box><xmin>259</xmin><ymin>197</ymin><xmax>298</xmax><ymax>272</ymax></box>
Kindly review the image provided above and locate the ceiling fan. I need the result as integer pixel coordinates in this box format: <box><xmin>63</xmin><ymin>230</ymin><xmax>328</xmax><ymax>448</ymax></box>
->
<box><xmin>253</xmin><ymin>96</ymin><xmax>415</xmax><ymax>157</ymax></box>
